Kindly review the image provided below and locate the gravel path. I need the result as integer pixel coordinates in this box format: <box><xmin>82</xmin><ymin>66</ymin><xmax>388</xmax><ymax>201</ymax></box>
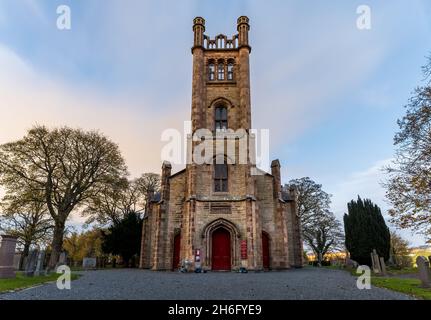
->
<box><xmin>0</xmin><ymin>267</ymin><xmax>414</xmax><ymax>300</ymax></box>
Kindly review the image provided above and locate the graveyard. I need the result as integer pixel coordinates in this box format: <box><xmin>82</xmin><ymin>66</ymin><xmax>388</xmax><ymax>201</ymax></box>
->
<box><xmin>1</xmin><ymin>234</ymin><xmax>431</xmax><ymax>299</ymax></box>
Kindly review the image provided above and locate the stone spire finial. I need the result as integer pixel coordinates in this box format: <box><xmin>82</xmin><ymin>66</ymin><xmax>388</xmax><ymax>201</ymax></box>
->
<box><xmin>237</xmin><ymin>16</ymin><xmax>250</xmax><ymax>48</ymax></box>
<box><xmin>193</xmin><ymin>17</ymin><xmax>206</xmax><ymax>48</ymax></box>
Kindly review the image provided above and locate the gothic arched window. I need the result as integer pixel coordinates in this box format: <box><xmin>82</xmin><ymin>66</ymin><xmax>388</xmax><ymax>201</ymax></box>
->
<box><xmin>215</xmin><ymin>106</ymin><xmax>228</xmax><ymax>131</ymax></box>
<box><xmin>227</xmin><ymin>62</ymin><xmax>234</xmax><ymax>80</ymax></box>
<box><xmin>217</xmin><ymin>62</ymin><xmax>225</xmax><ymax>80</ymax></box>
<box><xmin>214</xmin><ymin>158</ymin><xmax>228</xmax><ymax>192</ymax></box>
<box><xmin>208</xmin><ymin>63</ymin><xmax>215</xmax><ymax>81</ymax></box>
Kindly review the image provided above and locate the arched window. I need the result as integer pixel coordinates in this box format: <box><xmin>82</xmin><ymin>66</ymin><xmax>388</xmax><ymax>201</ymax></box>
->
<box><xmin>208</xmin><ymin>63</ymin><xmax>215</xmax><ymax>81</ymax></box>
<box><xmin>215</xmin><ymin>106</ymin><xmax>227</xmax><ymax>131</ymax></box>
<box><xmin>214</xmin><ymin>158</ymin><xmax>228</xmax><ymax>192</ymax></box>
<box><xmin>227</xmin><ymin>63</ymin><xmax>234</xmax><ymax>80</ymax></box>
<box><xmin>217</xmin><ymin>62</ymin><xmax>225</xmax><ymax>80</ymax></box>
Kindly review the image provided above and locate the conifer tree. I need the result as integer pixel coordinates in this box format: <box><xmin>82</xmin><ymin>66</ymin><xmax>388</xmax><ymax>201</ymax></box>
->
<box><xmin>343</xmin><ymin>197</ymin><xmax>391</xmax><ymax>266</ymax></box>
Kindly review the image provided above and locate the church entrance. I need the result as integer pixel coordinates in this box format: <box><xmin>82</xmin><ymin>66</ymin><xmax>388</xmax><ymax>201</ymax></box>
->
<box><xmin>262</xmin><ymin>232</ymin><xmax>270</xmax><ymax>269</ymax></box>
<box><xmin>212</xmin><ymin>227</ymin><xmax>231</xmax><ymax>271</ymax></box>
<box><xmin>172</xmin><ymin>233</ymin><xmax>181</xmax><ymax>270</ymax></box>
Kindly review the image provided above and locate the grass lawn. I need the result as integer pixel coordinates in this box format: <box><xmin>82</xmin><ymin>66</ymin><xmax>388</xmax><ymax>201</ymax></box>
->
<box><xmin>322</xmin><ymin>265</ymin><xmax>431</xmax><ymax>299</ymax></box>
<box><xmin>387</xmin><ymin>267</ymin><xmax>418</xmax><ymax>275</ymax></box>
<box><xmin>371</xmin><ymin>277</ymin><xmax>431</xmax><ymax>300</ymax></box>
<box><xmin>0</xmin><ymin>272</ymin><xmax>79</xmax><ymax>293</ymax></box>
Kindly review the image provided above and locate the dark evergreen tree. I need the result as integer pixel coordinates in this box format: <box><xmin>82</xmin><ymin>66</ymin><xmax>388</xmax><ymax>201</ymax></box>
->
<box><xmin>343</xmin><ymin>197</ymin><xmax>391</xmax><ymax>266</ymax></box>
<box><xmin>101</xmin><ymin>212</ymin><xmax>143</xmax><ymax>267</ymax></box>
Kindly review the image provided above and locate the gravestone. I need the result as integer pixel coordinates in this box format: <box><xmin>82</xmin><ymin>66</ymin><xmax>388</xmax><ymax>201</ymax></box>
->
<box><xmin>13</xmin><ymin>253</ymin><xmax>22</xmax><ymax>270</ymax></box>
<box><xmin>82</xmin><ymin>257</ymin><xmax>97</xmax><ymax>270</ymax></box>
<box><xmin>371</xmin><ymin>249</ymin><xmax>382</xmax><ymax>274</ymax></box>
<box><xmin>34</xmin><ymin>250</ymin><xmax>45</xmax><ymax>276</ymax></box>
<box><xmin>371</xmin><ymin>249</ymin><xmax>381</xmax><ymax>273</ymax></box>
<box><xmin>416</xmin><ymin>256</ymin><xmax>431</xmax><ymax>288</ymax></box>
<box><xmin>25</xmin><ymin>249</ymin><xmax>38</xmax><ymax>277</ymax></box>
<box><xmin>59</xmin><ymin>252</ymin><xmax>67</xmax><ymax>264</ymax></box>
<box><xmin>345</xmin><ymin>258</ymin><xmax>358</xmax><ymax>269</ymax></box>
<box><xmin>55</xmin><ymin>251</ymin><xmax>67</xmax><ymax>269</ymax></box>
<box><xmin>379</xmin><ymin>257</ymin><xmax>387</xmax><ymax>276</ymax></box>
<box><xmin>0</xmin><ymin>235</ymin><xmax>18</xmax><ymax>278</ymax></box>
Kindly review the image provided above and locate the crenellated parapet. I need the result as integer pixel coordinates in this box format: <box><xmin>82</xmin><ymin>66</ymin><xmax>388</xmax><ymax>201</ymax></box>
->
<box><xmin>193</xmin><ymin>16</ymin><xmax>251</xmax><ymax>52</ymax></box>
<box><xmin>204</xmin><ymin>34</ymin><xmax>239</xmax><ymax>50</ymax></box>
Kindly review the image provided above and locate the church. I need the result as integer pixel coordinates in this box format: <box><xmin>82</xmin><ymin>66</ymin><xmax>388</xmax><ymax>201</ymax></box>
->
<box><xmin>139</xmin><ymin>17</ymin><xmax>303</xmax><ymax>271</ymax></box>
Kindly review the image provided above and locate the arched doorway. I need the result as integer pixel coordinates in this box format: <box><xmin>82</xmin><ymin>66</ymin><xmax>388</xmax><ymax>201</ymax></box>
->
<box><xmin>212</xmin><ymin>227</ymin><xmax>231</xmax><ymax>270</ymax></box>
<box><xmin>262</xmin><ymin>232</ymin><xmax>270</xmax><ymax>270</ymax></box>
<box><xmin>172</xmin><ymin>233</ymin><xmax>181</xmax><ymax>270</ymax></box>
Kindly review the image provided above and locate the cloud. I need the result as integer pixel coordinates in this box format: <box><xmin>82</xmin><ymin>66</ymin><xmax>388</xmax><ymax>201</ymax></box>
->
<box><xmin>0</xmin><ymin>44</ymin><xmax>188</xmax><ymax>177</ymax></box>
<box><xmin>251</xmin><ymin>13</ymin><xmax>387</xmax><ymax>146</ymax></box>
<box><xmin>330</xmin><ymin>158</ymin><xmax>391</xmax><ymax>214</ymax></box>
<box><xmin>329</xmin><ymin>158</ymin><xmax>426</xmax><ymax>246</ymax></box>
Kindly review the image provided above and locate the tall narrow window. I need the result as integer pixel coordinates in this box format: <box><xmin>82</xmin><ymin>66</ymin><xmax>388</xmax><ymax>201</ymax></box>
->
<box><xmin>208</xmin><ymin>63</ymin><xmax>215</xmax><ymax>81</ymax></box>
<box><xmin>217</xmin><ymin>63</ymin><xmax>225</xmax><ymax>80</ymax></box>
<box><xmin>214</xmin><ymin>160</ymin><xmax>228</xmax><ymax>192</ymax></box>
<box><xmin>227</xmin><ymin>63</ymin><xmax>234</xmax><ymax>80</ymax></box>
<box><xmin>215</xmin><ymin>106</ymin><xmax>228</xmax><ymax>131</ymax></box>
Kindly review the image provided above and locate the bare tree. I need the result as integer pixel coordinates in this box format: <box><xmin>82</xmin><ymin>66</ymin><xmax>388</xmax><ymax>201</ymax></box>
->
<box><xmin>135</xmin><ymin>173</ymin><xmax>160</xmax><ymax>214</ymax></box>
<box><xmin>286</xmin><ymin>177</ymin><xmax>332</xmax><ymax>235</ymax></box>
<box><xmin>303</xmin><ymin>210</ymin><xmax>344</xmax><ymax>265</ymax></box>
<box><xmin>0</xmin><ymin>189</ymin><xmax>52</xmax><ymax>269</ymax></box>
<box><xmin>0</xmin><ymin>125</ymin><xmax>127</xmax><ymax>269</ymax></box>
<box><xmin>385</xmin><ymin>56</ymin><xmax>431</xmax><ymax>241</ymax></box>
<box><xmin>83</xmin><ymin>173</ymin><xmax>160</xmax><ymax>226</ymax></box>
<box><xmin>83</xmin><ymin>177</ymin><xmax>132</xmax><ymax>226</ymax></box>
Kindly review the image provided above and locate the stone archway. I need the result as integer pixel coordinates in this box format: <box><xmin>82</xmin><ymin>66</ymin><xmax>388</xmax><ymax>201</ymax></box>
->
<box><xmin>202</xmin><ymin>218</ymin><xmax>241</xmax><ymax>270</ymax></box>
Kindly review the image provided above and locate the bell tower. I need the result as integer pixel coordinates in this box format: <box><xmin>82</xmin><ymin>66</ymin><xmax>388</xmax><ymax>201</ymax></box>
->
<box><xmin>140</xmin><ymin>16</ymin><xmax>304</xmax><ymax>272</ymax></box>
<box><xmin>184</xmin><ymin>16</ymin><xmax>261</xmax><ymax>271</ymax></box>
<box><xmin>190</xmin><ymin>16</ymin><xmax>252</xmax><ymax>135</ymax></box>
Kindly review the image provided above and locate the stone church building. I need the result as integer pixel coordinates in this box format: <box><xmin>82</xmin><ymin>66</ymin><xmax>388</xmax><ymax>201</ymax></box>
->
<box><xmin>139</xmin><ymin>17</ymin><xmax>303</xmax><ymax>271</ymax></box>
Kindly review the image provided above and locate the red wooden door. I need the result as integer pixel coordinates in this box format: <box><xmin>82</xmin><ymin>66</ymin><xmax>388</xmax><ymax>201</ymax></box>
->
<box><xmin>172</xmin><ymin>233</ymin><xmax>181</xmax><ymax>270</ymax></box>
<box><xmin>262</xmin><ymin>232</ymin><xmax>270</xmax><ymax>269</ymax></box>
<box><xmin>212</xmin><ymin>228</ymin><xmax>231</xmax><ymax>270</ymax></box>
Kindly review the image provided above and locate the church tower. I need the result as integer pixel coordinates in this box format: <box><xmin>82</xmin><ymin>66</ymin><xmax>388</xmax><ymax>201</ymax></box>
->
<box><xmin>140</xmin><ymin>17</ymin><xmax>303</xmax><ymax>272</ymax></box>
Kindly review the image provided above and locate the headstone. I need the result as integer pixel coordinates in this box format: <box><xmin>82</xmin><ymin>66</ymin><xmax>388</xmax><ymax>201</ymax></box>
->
<box><xmin>82</xmin><ymin>257</ymin><xmax>97</xmax><ymax>270</ymax></box>
<box><xmin>416</xmin><ymin>256</ymin><xmax>431</xmax><ymax>288</ymax></box>
<box><xmin>13</xmin><ymin>253</ymin><xmax>22</xmax><ymax>270</ymax></box>
<box><xmin>56</xmin><ymin>251</ymin><xmax>67</xmax><ymax>267</ymax></box>
<box><xmin>34</xmin><ymin>251</ymin><xmax>45</xmax><ymax>276</ymax></box>
<box><xmin>379</xmin><ymin>257</ymin><xmax>387</xmax><ymax>276</ymax></box>
<box><xmin>345</xmin><ymin>258</ymin><xmax>358</xmax><ymax>269</ymax></box>
<box><xmin>25</xmin><ymin>249</ymin><xmax>38</xmax><ymax>277</ymax></box>
<box><xmin>0</xmin><ymin>235</ymin><xmax>18</xmax><ymax>278</ymax></box>
<box><xmin>371</xmin><ymin>249</ymin><xmax>382</xmax><ymax>274</ymax></box>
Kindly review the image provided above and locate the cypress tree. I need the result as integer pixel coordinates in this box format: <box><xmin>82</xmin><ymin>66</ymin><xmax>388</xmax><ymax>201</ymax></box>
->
<box><xmin>343</xmin><ymin>196</ymin><xmax>391</xmax><ymax>266</ymax></box>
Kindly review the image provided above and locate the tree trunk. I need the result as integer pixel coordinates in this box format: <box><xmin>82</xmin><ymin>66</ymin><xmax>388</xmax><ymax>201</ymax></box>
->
<box><xmin>48</xmin><ymin>221</ymin><xmax>65</xmax><ymax>270</ymax></box>
<box><xmin>317</xmin><ymin>251</ymin><xmax>323</xmax><ymax>266</ymax></box>
<box><xmin>20</xmin><ymin>241</ymin><xmax>31</xmax><ymax>270</ymax></box>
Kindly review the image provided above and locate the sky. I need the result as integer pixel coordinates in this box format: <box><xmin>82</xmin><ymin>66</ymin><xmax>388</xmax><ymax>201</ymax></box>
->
<box><xmin>0</xmin><ymin>0</ymin><xmax>430</xmax><ymax>246</ymax></box>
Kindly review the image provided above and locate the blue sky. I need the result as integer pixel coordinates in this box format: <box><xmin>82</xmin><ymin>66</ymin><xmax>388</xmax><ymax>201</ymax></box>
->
<box><xmin>0</xmin><ymin>0</ymin><xmax>430</xmax><ymax>246</ymax></box>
